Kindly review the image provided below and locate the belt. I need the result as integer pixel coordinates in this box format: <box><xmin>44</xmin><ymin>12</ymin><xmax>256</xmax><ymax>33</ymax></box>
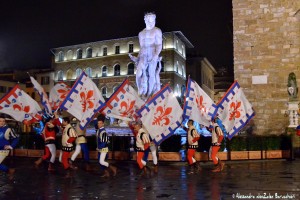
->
<box><xmin>62</xmin><ymin>146</ymin><xmax>74</xmax><ymax>152</ymax></box>
<box><xmin>45</xmin><ymin>139</ymin><xmax>55</xmax><ymax>145</ymax></box>
<box><xmin>136</xmin><ymin>147</ymin><xmax>145</xmax><ymax>152</ymax></box>
<box><xmin>188</xmin><ymin>145</ymin><xmax>198</xmax><ymax>149</ymax></box>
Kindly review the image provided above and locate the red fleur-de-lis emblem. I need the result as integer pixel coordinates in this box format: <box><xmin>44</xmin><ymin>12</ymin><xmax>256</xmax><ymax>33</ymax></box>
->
<box><xmin>80</xmin><ymin>90</ymin><xmax>94</xmax><ymax>112</ymax></box>
<box><xmin>229</xmin><ymin>101</ymin><xmax>241</xmax><ymax>121</ymax></box>
<box><xmin>152</xmin><ymin>106</ymin><xmax>172</xmax><ymax>126</ymax></box>
<box><xmin>57</xmin><ymin>88</ymin><xmax>69</xmax><ymax>100</ymax></box>
<box><xmin>119</xmin><ymin>99</ymin><xmax>135</xmax><ymax>117</ymax></box>
<box><xmin>195</xmin><ymin>95</ymin><xmax>206</xmax><ymax>116</ymax></box>
<box><xmin>13</xmin><ymin>103</ymin><xmax>30</xmax><ymax>113</ymax></box>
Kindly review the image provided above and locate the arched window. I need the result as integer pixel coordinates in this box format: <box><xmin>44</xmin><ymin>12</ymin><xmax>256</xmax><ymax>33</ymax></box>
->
<box><xmin>66</xmin><ymin>69</ymin><xmax>73</xmax><ymax>80</ymax></box>
<box><xmin>102</xmin><ymin>66</ymin><xmax>107</xmax><ymax>77</ymax></box>
<box><xmin>57</xmin><ymin>70</ymin><xmax>64</xmax><ymax>81</ymax></box>
<box><xmin>77</xmin><ymin>49</ymin><xmax>82</xmax><ymax>59</ymax></box>
<box><xmin>101</xmin><ymin>87</ymin><xmax>107</xmax><ymax>98</ymax></box>
<box><xmin>160</xmin><ymin>61</ymin><xmax>164</xmax><ymax>72</ymax></box>
<box><xmin>181</xmin><ymin>85</ymin><xmax>186</xmax><ymax>98</ymax></box>
<box><xmin>176</xmin><ymin>84</ymin><xmax>181</xmax><ymax>96</ymax></box>
<box><xmin>181</xmin><ymin>65</ymin><xmax>185</xmax><ymax>77</ymax></box>
<box><xmin>128</xmin><ymin>63</ymin><xmax>134</xmax><ymax>75</ymax></box>
<box><xmin>86</xmin><ymin>47</ymin><xmax>92</xmax><ymax>58</ymax></box>
<box><xmin>76</xmin><ymin>68</ymin><xmax>82</xmax><ymax>78</ymax></box>
<box><xmin>85</xmin><ymin>67</ymin><xmax>92</xmax><ymax>77</ymax></box>
<box><xmin>58</xmin><ymin>51</ymin><xmax>64</xmax><ymax>62</ymax></box>
<box><xmin>113</xmin><ymin>86</ymin><xmax>118</xmax><ymax>93</ymax></box>
<box><xmin>114</xmin><ymin>64</ymin><xmax>120</xmax><ymax>76</ymax></box>
<box><xmin>67</xmin><ymin>50</ymin><xmax>73</xmax><ymax>60</ymax></box>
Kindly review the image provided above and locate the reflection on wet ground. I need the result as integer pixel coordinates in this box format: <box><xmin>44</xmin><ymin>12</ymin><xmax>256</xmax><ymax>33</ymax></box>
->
<box><xmin>0</xmin><ymin>158</ymin><xmax>299</xmax><ymax>199</ymax></box>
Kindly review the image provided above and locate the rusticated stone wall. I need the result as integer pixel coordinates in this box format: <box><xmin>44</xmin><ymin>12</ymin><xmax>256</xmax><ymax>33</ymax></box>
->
<box><xmin>232</xmin><ymin>0</ymin><xmax>300</xmax><ymax>135</ymax></box>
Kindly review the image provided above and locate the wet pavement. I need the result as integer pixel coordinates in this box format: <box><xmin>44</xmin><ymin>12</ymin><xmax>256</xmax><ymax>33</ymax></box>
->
<box><xmin>0</xmin><ymin>157</ymin><xmax>299</xmax><ymax>200</ymax></box>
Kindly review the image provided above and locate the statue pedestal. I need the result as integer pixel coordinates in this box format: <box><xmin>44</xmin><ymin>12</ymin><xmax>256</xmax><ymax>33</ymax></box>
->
<box><xmin>288</xmin><ymin>101</ymin><xmax>299</xmax><ymax>128</ymax></box>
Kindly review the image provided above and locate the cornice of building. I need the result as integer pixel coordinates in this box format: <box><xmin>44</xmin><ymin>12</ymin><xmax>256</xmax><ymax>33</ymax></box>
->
<box><xmin>51</xmin><ymin>31</ymin><xmax>193</xmax><ymax>51</ymax></box>
<box><xmin>202</xmin><ymin>57</ymin><xmax>217</xmax><ymax>74</ymax></box>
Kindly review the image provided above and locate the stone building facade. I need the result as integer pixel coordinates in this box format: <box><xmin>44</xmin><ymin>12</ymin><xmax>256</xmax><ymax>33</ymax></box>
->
<box><xmin>186</xmin><ymin>54</ymin><xmax>217</xmax><ymax>100</ymax></box>
<box><xmin>51</xmin><ymin>31</ymin><xmax>193</xmax><ymax>99</ymax></box>
<box><xmin>232</xmin><ymin>0</ymin><xmax>300</xmax><ymax>135</ymax></box>
<box><xmin>0</xmin><ymin>80</ymin><xmax>25</xmax><ymax>98</ymax></box>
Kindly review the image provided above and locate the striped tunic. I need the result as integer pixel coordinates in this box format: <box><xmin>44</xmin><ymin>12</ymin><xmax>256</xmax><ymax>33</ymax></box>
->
<box><xmin>96</xmin><ymin>126</ymin><xmax>109</xmax><ymax>150</ymax></box>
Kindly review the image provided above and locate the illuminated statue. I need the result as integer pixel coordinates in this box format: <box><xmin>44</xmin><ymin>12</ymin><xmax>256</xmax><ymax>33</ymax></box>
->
<box><xmin>287</xmin><ymin>72</ymin><xmax>298</xmax><ymax>100</ymax></box>
<box><xmin>129</xmin><ymin>12</ymin><xmax>162</xmax><ymax>99</ymax></box>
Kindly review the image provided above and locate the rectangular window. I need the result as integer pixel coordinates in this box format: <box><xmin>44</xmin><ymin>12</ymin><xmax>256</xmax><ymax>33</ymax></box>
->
<box><xmin>41</xmin><ymin>76</ymin><xmax>50</xmax><ymax>85</ymax></box>
<box><xmin>0</xmin><ymin>86</ymin><xmax>6</xmax><ymax>93</ymax></box>
<box><xmin>26</xmin><ymin>82</ymin><xmax>33</xmax><ymax>88</ymax></box>
<box><xmin>129</xmin><ymin>44</ymin><xmax>134</xmax><ymax>53</ymax></box>
<box><xmin>103</xmin><ymin>47</ymin><xmax>107</xmax><ymax>56</ymax></box>
<box><xmin>115</xmin><ymin>46</ymin><xmax>120</xmax><ymax>54</ymax></box>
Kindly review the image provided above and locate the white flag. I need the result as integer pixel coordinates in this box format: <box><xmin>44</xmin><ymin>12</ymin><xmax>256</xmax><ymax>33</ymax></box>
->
<box><xmin>60</xmin><ymin>72</ymin><xmax>106</xmax><ymax>129</ymax></box>
<box><xmin>183</xmin><ymin>77</ymin><xmax>218</xmax><ymax>127</ymax></box>
<box><xmin>137</xmin><ymin>85</ymin><xmax>183</xmax><ymax>145</ymax></box>
<box><xmin>102</xmin><ymin>78</ymin><xmax>145</xmax><ymax>121</ymax></box>
<box><xmin>0</xmin><ymin>85</ymin><xmax>42</xmax><ymax>124</ymax></box>
<box><xmin>49</xmin><ymin>82</ymin><xmax>71</xmax><ymax>110</ymax></box>
<box><xmin>217</xmin><ymin>81</ymin><xmax>255</xmax><ymax>139</ymax></box>
<box><xmin>30</xmin><ymin>76</ymin><xmax>52</xmax><ymax>115</ymax></box>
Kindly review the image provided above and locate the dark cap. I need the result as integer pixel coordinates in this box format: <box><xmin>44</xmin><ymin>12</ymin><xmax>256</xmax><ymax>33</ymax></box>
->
<box><xmin>132</xmin><ymin>119</ymin><xmax>142</xmax><ymax>126</ymax></box>
<box><xmin>97</xmin><ymin>114</ymin><xmax>106</xmax><ymax>122</ymax></box>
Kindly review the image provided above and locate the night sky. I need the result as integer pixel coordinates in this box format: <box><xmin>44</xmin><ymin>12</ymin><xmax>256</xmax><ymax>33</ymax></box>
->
<box><xmin>0</xmin><ymin>0</ymin><xmax>233</xmax><ymax>72</ymax></box>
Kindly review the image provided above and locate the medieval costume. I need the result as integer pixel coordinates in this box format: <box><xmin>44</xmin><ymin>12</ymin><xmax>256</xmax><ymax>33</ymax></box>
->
<box><xmin>133</xmin><ymin>121</ymin><xmax>151</xmax><ymax>176</ymax></box>
<box><xmin>70</xmin><ymin>122</ymin><xmax>91</xmax><ymax>171</ymax></box>
<box><xmin>96</xmin><ymin>115</ymin><xmax>117</xmax><ymax>177</ymax></box>
<box><xmin>209</xmin><ymin>121</ymin><xmax>225</xmax><ymax>172</ymax></box>
<box><xmin>34</xmin><ymin>116</ymin><xmax>61</xmax><ymax>171</ymax></box>
<box><xmin>0</xmin><ymin>118</ymin><xmax>19</xmax><ymax>178</ymax></box>
<box><xmin>143</xmin><ymin>138</ymin><xmax>158</xmax><ymax>173</ymax></box>
<box><xmin>187</xmin><ymin>120</ymin><xmax>201</xmax><ymax>174</ymax></box>
<box><xmin>59</xmin><ymin>117</ymin><xmax>77</xmax><ymax>176</ymax></box>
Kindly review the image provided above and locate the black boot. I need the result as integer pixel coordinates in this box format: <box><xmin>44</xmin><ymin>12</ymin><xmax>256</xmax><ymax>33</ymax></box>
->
<box><xmin>153</xmin><ymin>164</ymin><xmax>158</xmax><ymax>173</ymax></box>
<box><xmin>48</xmin><ymin>162</ymin><xmax>55</xmax><ymax>171</ymax></box>
<box><xmin>108</xmin><ymin>164</ymin><xmax>117</xmax><ymax>176</ymax></box>
<box><xmin>139</xmin><ymin>166</ymin><xmax>148</xmax><ymax>177</ymax></box>
<box><xmin>187</xmin><ymin>163</ymin><xmax>195</xmax><ymax>174</ymax></box>
<box><xmin>85</xmin><ymin>162</ymin><xmax>92</xmax><ymax>171</ymax></box>
<box><xmin>195</xmin><ymin>162</ymin><xmax>202</xmax><ymax>172</ymax></box>
<box><xmin>100</xmin><ymin>169</ymin><xmax>110</xmax><ymax>178</ymax></box>
<box><xmin>68</xmin><ymin>159</ymin><xmax>78</xmax><ymax>170</ymax></box>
